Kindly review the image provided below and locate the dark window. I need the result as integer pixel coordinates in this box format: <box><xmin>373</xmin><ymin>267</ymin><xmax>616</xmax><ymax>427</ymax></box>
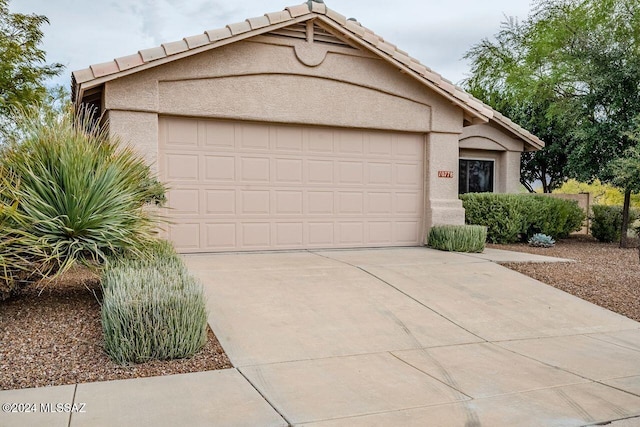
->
<box><xmin>459</xmin><ymin>159</ymin><xmax>494</xmax><ymax>194</ymax></box>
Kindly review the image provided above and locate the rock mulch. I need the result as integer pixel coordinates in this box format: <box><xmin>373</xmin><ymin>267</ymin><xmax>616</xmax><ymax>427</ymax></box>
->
<box><xmin>0</xmin><ymin>268</ymin><xmax>231</xmax><ymax>391</ymax></box>
<box><xmin>492</xmin><ymin>235</ymin><xmax>640</xmax><ymax>322</ymax></box>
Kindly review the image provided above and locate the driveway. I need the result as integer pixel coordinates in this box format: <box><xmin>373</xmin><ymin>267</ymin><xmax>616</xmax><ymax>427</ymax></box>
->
<box><xmin>184</xmin><ymin>247</ymin><xmax>640</xmax><ymax>426</ymax></box>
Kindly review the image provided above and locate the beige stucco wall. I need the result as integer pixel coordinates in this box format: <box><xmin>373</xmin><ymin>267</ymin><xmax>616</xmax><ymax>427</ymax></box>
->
<box><xmin>104</xmin><ymin>33</ymin><xmax>472</xmax><ymax>243</ymax></box>
<box><xmin>459</xmin><ymin>124</ymin><xmax>524</xmax><ymax>194</ymax></box>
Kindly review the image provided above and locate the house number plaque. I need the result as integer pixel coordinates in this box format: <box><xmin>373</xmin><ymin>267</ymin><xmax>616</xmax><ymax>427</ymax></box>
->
<box><xmin>438</xmin><ymin>171</ymin><xmax>454</xmax><ymax>178</ymax></box>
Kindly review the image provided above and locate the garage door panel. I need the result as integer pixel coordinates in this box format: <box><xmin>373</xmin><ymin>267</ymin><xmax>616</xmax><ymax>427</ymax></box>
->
<box><xmin>308</xmin><ymin>222</ymin><xmax>334</xmax><ymax>245</ymax></box>
<box><xmin>164</xmin><ymin>118</ymin><xmax>198</xmax><ymax>147</ymax></box>
<box><xmin>308</xmin><ymin>191</ymin><xmax>334</xmax><ymax>215</ymax></box>
<box><xmin>165</xmin><ymin>154</ymin><xmax>199</xmax><ymax>181</ymax></box>
<box><xmin>240</xmin><ymin>124</ymin><xmax>270</xmax><ymax>150</ymax></box>
<box><xmin>204</xmin><ymin>121</ymin><xmax>235</xmax><ymax>149</ymax></box>
<box><xmin>396</xmin><ymin>163</ymin><xmax>422</xmax><ymax>186</ymax></box>
<box><xmin>168</xmin><ymin>223</ymin><xmax>200</xmax><ymax>249</ymax></box>
<box><xmin>240</xmin><ymin>157</ymin><xmax>270</xmax><ymax>182</ymax></box>
<box><xmin>160</xmin><ymin>118</ymin><xmax>424</xmax><ymax>252</ymax></box>
<box><xmin>275</xmin><ymin>222</ymin><xmax>304</xmax><ymax>246</ymax></box>
<box><xmin>368</xmin><ymin>162</ymin><xmax>393</xmax><ymax>185</ymax></box>
<box><xmin>206</xmin><ymin>190</ymin><xmax>236</xmax><ymax>215</ymax></box>
<box><xmin>369</xmin><ymin>221</ymin><xmax>393</xmax><ymax>244</ymax></box>
<box><xmin>206</xmin><ymin>223</ymin><xmax>237</xmax><ymax>249</ymax></box>
<box><xmin>204</xmin><ymin>155</ymin><xmax>236</xmax><ymax>181</ymax></box>
<box><xmin>396</xmin><ymin>192</ymin><xmax>421</xmax><ymax>215</ymax></box>
<box><xmin>307</xmin><ymin>129</ymin><xmax>334</xmax><ymax>153</ymax></box>
<box><xmin>338</xmin><ymin>192</ymin><xmax>364</xmax><ymax>214</ymax></box>
<box><xmin>368</xmin><ymin>133</ymin><xmax>393</xmax><ymax>156</ymax></box>
<box><xmin>336</xmin><ymin>131</ymin><xmax>365</xmax><ymax>155</ymax></box>
<box><xmin>368</xmin><ymin>192</ymin><xmax>393</xmax><ymax>214</ymax></box>
<box><xmin>338</xmin><ymin>222</ymin><xmax>364</xmax><ymax>244</ymax></box>
<box><xmin>167</xmin><ymin>189</ymin><xmax>200</xmax><ymax>215</ymax></box>
<box><xmin>241</xmin><ymin>223</ymin><xmax>271</xmax><ymax>247</ymax></box>
<box><xmin>338</xmin><ymin>161</ymin><xmax>364</xmax><ymax>184</ymax></box>
<box><xmin>397</xmin><ymin>221</ymin><xmax>421</xmax><ymax>243</ymax></box>
<box><xmin>276</xmin><ymin>191</ymin><xmax>303</xmax><ymax>215</ymax></box>
<box><xmin>307</xmin><ymin>160</ymin><xmax>334</xmax><ymax>184</ymax></box>
<box><xmin>275</xmin><ymin>158</ymin><xmax>303</xmax><ymax>183</ymax></box>
<box><xmin>275</xmin><ymin>127</ymin><xmax>304</xmax><ymax>152</ymax></box>
<box><xmin>241</xmin><ymin>190</ymin><xmax>270</xmax><ymax>215</ymax></box>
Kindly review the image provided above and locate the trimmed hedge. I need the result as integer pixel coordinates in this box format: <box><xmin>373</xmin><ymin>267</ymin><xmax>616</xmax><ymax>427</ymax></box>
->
<box><xmin>427</xmin><ymin>225</ymin><xmax>487</xmax><ymax>253</ymax></box>
<box><xmin>460</xmin><ymin>193</ymin><xmax>585</xmax><ymax>244</ymax></box>
<box><xmin>101</xmin><ymin>241</ymin><xmax>207</xmax><ymax>365</ymax></box>
<box><xmin>591</xmin><ymin>205</ymin><xmax>640</xmax><ymax>242</ymax></box>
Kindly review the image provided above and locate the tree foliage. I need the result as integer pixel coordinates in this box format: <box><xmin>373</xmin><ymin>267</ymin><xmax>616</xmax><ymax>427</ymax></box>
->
<box><xmin>0</xmin><ymin>0</ymin><xmax>63</xmax><ymax>123</ymax></box>
<box><xmin>464</xmin><ymin>0</ymin><xmax>640</xmax><ymax>193</ymax></box>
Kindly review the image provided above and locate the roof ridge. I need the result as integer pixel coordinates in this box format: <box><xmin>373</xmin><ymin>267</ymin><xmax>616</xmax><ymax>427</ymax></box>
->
<box><xmin>71</xmin><ymin>1</ymin><xmax>543</xmax><ymax>149</ymax></box>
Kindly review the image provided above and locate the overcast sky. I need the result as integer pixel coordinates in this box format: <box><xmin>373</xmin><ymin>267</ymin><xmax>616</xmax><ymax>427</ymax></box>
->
<box><xmin>12</xmin><ymin>0</ymin><xmax>534</xmax><ymax>89</ymax></box>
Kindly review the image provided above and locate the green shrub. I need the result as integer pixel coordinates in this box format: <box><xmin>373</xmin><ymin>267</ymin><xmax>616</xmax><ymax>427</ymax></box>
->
<box><xmin>460</xmin><ymin>193</ymin><xmax>585</xmax><ymax>244</ymax></box>
<box><xmin>460</xmin><ymin>194</ymin><xmax>526</xmax><ymax>243</ymax></box>
<box><xmin>522</xmin><ymin>195</ymin><xmax>585</xmax><ymax>239</ymax></box>
<box><xmin>101</xmin><ymin>241</ymin><xmax>208</xmax><ymax>365</ymax></box>
<box><xmin>591</xmin><ymin>205</ymin><xmax>640</xmax><ymax>242</ymax></box>
<box><xmin>427</xmin><ymin>225</ymin><xmax>487</xmax><ymax>253</ymax></box>
<box><xmin>0</xmin><ymin>105</ymin><xmax>166</xmax><ymax>277</ymax></box>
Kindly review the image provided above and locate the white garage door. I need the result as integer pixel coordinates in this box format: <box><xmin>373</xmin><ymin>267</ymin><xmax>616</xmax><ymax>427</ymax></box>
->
<box><xmin>159</xmin><ymin>117</ymin><xmax>425</xmax><ymax>253</ymax></box>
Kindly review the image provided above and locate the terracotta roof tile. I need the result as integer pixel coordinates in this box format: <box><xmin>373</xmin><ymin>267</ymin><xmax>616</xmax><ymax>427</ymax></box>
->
<box><xmin>162</xmin><ymin>40</ymin><xmax>189</xmax><ymax>55</ymax></box>
<box><xmin>310</xmin><ymin>1</ymin><xmax>327</xmax><ymax>14</ymax></box>
<box><xmin>72</xmin><ymin>68</ymin><xmax>95</xmax><ymax>84</ymax></box>
<box><xmin>184</xmin><ymin>33</ymin><xmax>210</xmax><ymax>48</ymax></box>
<box><xmin>325</xmin><ymin>8</ymin><xmax>347</xmax><ymax>26</ymax></box>
<box><xmin>376</xmin><ymin>40</ymin><xmax>396</xmax><ymax>56</ymax></box>
<box><xmin>71</xmin><ymin>2</ymin><xmax>542</xmax><ymax>148</ymax></box>
<box><xmin>286</xmin><ymin>4</ymin><xmax>311</xmax><ymax>18</ymax></box>
<box><xmin>345</xmin><ymin>20</ymin><xmax>366</xmax><ymax>37</ymax></box>
<box><xmin>226</xmin><ymin>21</ymin><xmax>252</xmax><ymax>36</ymax></box>
<box><xmin>392</xmin><ymin>50</ymin><xmax>412</xmax><ymax>66</ymax></box>
<box><xmin>246</xmin><ymin>15</ymin><xmax>271</xmax><ymax>30</ymax></box>
<box><xmin>114</xmin><ymin>53</ymin><xmax>144</xmax><ymax>71</ymax></box>
<box><xmin>139</xmin><ymin>46</ymin><xmax>167</xmax><ymax>62</ymax></box>
<box><xmin>265</xmin><ymin>10</ymin><xmax>292</xmax><ymax>25</ymax></box>
<box><xmin>362</xmin><ymin>31</ymin><xmax>380</xmax><ymax>46</ymax></box>
<box><xmin>206</xmin><ymin>27</ymin><xmax>233</xmax><ymax>42</ymax></box>
<box><xmin>90</xmin><ymin>61</ymin><xmax>120</xmax><ymax>78</ymax></box>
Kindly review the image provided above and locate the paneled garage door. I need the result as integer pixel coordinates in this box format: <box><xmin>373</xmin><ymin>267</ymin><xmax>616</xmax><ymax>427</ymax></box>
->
<box><xmin>159</xmin><ymin>117</ymin><xmax>425</xmax><ymax>253</ymax></box>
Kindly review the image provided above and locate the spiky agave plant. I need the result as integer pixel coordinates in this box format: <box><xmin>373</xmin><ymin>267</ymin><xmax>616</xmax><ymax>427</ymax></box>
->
<box><xmin>0</xmin><ymin>105</ymin><xmax>166</xmax><ymax>275</ymax></box>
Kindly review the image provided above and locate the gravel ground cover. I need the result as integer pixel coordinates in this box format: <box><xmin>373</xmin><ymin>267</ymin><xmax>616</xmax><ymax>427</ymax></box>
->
<box><xmin>492</xmin><ymin>235</ymin><xmax>640</xmax><ymax>322</ymax></box>
<box><xmin>0</xmin><ymin>268</ymin><xmax>231</xmax><ymax>391</ymax></box>
<box><xmin>2</xmin><ymin>236</ymin><xmax>638</xmax><ymax>390</ymax></box>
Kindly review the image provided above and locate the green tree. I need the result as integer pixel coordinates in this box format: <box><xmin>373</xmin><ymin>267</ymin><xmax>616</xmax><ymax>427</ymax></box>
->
<box><xmin>464</xmin><ymin>0</ymin><xmax>640</xmax><ymax>246</ymax></box>
<box><xmin>0</xmin><ymin>0</ymin><xmax>63</xmax><ymax>124</ymax></box>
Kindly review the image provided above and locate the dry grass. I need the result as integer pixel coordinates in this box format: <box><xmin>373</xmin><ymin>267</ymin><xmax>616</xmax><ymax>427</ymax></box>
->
<box><xmin>0</xmin><ymin>268</ymin><xmax>231</xmax><ymax>391</ymax></box>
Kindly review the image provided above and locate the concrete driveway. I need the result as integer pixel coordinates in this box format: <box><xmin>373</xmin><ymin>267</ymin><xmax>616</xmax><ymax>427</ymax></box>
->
<box><xmin>184</xmin><ymin>247</ymin><xmax>640</xmax><ymax>426</ymax></box>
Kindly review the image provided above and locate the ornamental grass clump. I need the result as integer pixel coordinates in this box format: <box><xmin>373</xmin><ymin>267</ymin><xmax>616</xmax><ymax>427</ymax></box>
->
<box><xmin>101</xmin><ymin>241</ymin><xmax>208</xmax><ymax>365</ymax></box>
<box><xmin>427</xmin><ymin>224</ymin><xmax>487</xmax><ymax>253</ymax></box>
<box><xmin>0</xmin><ymin>105</ymin><xmax>166</xmax><ymax>285</ymax></box>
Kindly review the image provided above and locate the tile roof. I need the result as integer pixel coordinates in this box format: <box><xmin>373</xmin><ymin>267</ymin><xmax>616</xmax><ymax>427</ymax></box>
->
<box><xmin>71</xmin><ymin>1</ymin><xmax>544</xmax><ymax>150</ymax></box>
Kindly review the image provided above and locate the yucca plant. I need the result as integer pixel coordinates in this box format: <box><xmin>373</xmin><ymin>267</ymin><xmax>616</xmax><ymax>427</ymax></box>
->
<box><xmin>101</xmin><ymin>241</ymin><xmax>208</xmax><ymax>365</ymax></box>
<box><xmin>0</xmin><ymin>169</ymin><xmax>56</xmax><ymax>300</ymax></box>
<box><xmin>0</xmin><ymin>105</ymin><xmax>166</xmax><ymax>277</ymax></box>
<box><xmin>427</xmin><ymin>224</ymin><xmax>487</xmax><ymax>253</ymax></box>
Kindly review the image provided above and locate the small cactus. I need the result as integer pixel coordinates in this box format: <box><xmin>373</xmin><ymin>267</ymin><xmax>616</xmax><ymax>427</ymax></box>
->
<box><xmin>528</xmin><ymin>233</ymin><xmax>556</xmax><ymax>248</ymax></box>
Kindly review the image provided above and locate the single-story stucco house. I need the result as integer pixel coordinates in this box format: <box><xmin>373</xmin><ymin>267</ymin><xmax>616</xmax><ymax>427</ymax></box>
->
<box><xmin>71</xmin><ymin>1</ymin><xmax>543</xmax><ymax>253</ymax></box>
